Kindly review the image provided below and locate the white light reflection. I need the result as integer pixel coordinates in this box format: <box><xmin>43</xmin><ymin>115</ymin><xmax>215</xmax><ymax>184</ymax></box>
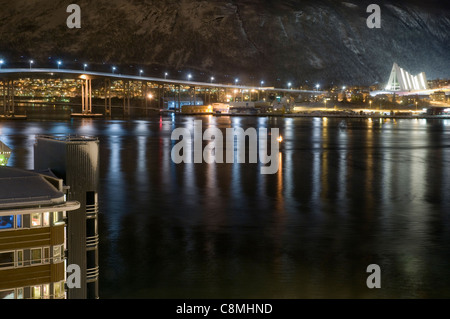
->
<box><xmin>311</xmin><ymin>118</ymin><xmax>322</xmax><ymax>212</ymax></box>
<box><xmin>136</xmin><ymin>135</ymin><xmax>148</xmax><ymax>191</ymax></box>
<box><xmin>283</xmin><ymin>118</ymin><xmax>293</xmax><ymax>206</ymax></box>
<box><xmin>104</xmin><ymin>133</ymin><xmax>126</xmax><ymax>276</ymax></box>
<box><xmin>337</xmin><ymin>126</ymin><xmax>348</xmax><ymax>215</ymax></box>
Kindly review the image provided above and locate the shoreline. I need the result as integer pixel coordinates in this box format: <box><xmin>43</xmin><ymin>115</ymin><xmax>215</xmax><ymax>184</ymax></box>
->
<box><xmin>1</xmin><ymin>112</ymin><xmax>450</xmax><ymax>121</ymax></box>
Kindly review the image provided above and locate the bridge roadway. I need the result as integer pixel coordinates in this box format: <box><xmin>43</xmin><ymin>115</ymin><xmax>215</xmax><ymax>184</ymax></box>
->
<box><xmin>0</xmin><ymin>68</ymin><xmax>323</xmax><ymax>94</ymax></box>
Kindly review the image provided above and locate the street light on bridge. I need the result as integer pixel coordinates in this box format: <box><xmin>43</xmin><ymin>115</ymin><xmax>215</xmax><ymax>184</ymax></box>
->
<box><xmin>83</xmin><ymin>64</ymin><xmax>88</xmax><ymax>71</ymax></box>
<box><xmin>0</xmin><ymin>60</ymin><xmax>4</xmax><ymax>69</ymax></box>
<box><xmin>29</xmin><ymin>60</ymin><xmax>34</xmax><ymax>69</ymax></box>
<box><xmin>187</xmin><ymin>74</ymin><xmax>192</xmax><ymax>81</ymax></box>
<box><xmin>210</xmin><ymin>76</ymin><xmax>214</xmax><ymax>83</ymax></box>
<box><xmin>112</xmin><ymin>66</ymin><xmax>116</xmax><ymax>74</ymax></box>
<box><xmin>164</xmin><ymin>72</ymin><xmax>168</xmax><ymax>79</ymax></box>
<box><xmin>235</xmin><ymin>78</ymin><xmax>239</xmax><ymax>86</ymax></box>
<box><xmin>57</xmin><ymin>61</ymin><xmax>62</xmax><ymax>69</ymax></box>
<box><xmin>260</xmin><ymin>80</ymin><xmax>264</xmax><ymax>87</ymax></box>
<box><xmin>288</xmin><ymin>82</ymin><xmax>292</xmax><ymax>89</ymax></box>
<box><xmin>139</xmin><ymin>69</ymin><xmax>144</xmax><ymax>76</ymax></box>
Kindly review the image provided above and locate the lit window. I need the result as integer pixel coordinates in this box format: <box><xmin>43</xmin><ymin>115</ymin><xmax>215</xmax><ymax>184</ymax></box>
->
<box><xmin>0</xmin><ymin>215</ymin><xmax>14</xmax><ymax>230</ymax></box>
<box><xmin>43</xmin><ymin>212</ymin><xmax>50</xmax><ymax>226</ymax></box>
<box><xmin>53</xmin><ymin>281</ymin><xmax>65</xmax><ymax>299</ymax></box>
<box><xmin>16</xmin><ymin>215</ymin><xmax>22</xmax><ymax>228</ymax></box>
<box><xmin>32</xmin><ymin>286</ymin><xmax>41</xmax><ymax>299</ymax></box>
<box><xmin>53</xmin><ymin>211</ymin><xmax>63</xmax><ymax>225</ymax></box>
<box><xmin>31</xmin><ymin>213</ymin><xmax>42</xmax><ymax>227</ymax></box>
<box><xmin>43</xmin><ymin>284</ymin><xmax>50</xmax><ymax>299</ymax></box>
<box><xmin>31</xmin><ymin>248</ymin><xmax>42</xmax><ymax>265</ymax></box>
<box><xmin>53</xmin><ymin>245</ymin><xmax>64</xmax><ymax>263</ymax></box>
<box><xmin>0</xmin><ymin>289</ymin><xmax>15</xmax><ymax>299</ymax></box>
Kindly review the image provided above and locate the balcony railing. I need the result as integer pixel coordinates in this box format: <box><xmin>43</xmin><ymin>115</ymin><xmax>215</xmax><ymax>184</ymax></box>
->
<box><xmin>86</xmin><ymin>266</ymin><xmax>99</xmax><ymax>281</ymax></box>
<box><xmin>86</xmin><ymin>204</ymin><xmax>98</xmax><ymax>218</ymax></box>
<box><xmin>86</xmin><ymin>234</ymin><xmax>99</xmax><ymax>248</ymax></box>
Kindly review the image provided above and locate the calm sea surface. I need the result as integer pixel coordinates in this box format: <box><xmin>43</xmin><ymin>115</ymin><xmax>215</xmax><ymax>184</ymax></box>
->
<box><xmin>1</xmin><ymin>115</ymin><xmax>450</xmax><ymax>298</ymax></box>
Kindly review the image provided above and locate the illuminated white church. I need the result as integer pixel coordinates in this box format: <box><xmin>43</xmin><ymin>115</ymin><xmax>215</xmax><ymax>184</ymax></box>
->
<box><xmin>385</xmin><ymin>63</ymin><xmax>428</xmax><ymax>91</ymax></box>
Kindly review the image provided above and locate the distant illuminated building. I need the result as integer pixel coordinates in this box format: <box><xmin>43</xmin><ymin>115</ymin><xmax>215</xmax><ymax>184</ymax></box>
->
<box><xmin>0</xmin><ymin>141</ymin><xmax>11</xmax><ymax>166</ymax></box>
<box><xmin>385</xmin><ymin>63</ymin><xmax>428</xmax><ymax>91</ymax></box>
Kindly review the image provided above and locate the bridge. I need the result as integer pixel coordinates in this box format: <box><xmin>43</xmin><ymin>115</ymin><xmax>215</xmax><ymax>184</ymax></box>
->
<box><xmin>0</xmin><ymin>68</ymin><xmax>324</xmax><ymax>117</ymax></box>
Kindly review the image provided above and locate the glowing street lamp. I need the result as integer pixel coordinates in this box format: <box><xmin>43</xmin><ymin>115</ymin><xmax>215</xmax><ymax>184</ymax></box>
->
<box><xmin>57</xmin><ymin>61</ymin><xmax>62</xmax><ymax>69</ymax></box>
<box><xmin>187</xmin><ymin>74</ymin><xmax>192</xmax><ymax>81</ymax></box>
<box><xmin>288</xmin><ymin>82</ymin><xmax>292</xmax><ymax>89</ymax></box>
<box><xmin>112</xmin><ymin>66</ymin><xmax>116</xmax><ymax>74</ymax></box>
<box><xmin>83</xmin><ymin>63</ymin><xmax>88</xmax><ymax>71</ymax></box>
<box><xmin>147</xmin><ymin>93</ymin><xmax>153</xmax><ymax>99</ymax></box>
<box><xmin>29</xmin><ymin>60</ymin><xmax>34</xmax><ymax>69</ymax></box>
<box><xmin>0</xmin><ymin>59</ymin><xmax>4</xmax><ymax>69</ymax></box>
<box><xmin>316</xmin><ymin>84</ymin><xmax>320</xmax><ymax>91</ymax></box>
<box><xmin>235</xmin><ymin>78</ymin><xmax>239</xmax><ymax>86</ymax></box>
<box><xmin>164</xmin><ymin>72</ymin><xmax>168</xmax><ymax>79</ymax></box>
<box><xmin>369</xmin><ymin>100</ymin><xmax>373</xmax><ymax>109</ymax></box>
<box><xmin>210</xmin><ymin>76</ymin><xmax>214</xmax><ymax>83</ymax></box>
<box><xmin>139</xmin><ymin>69</ymin><xmax>144</xmax><ymax>76</ymax></box>
<box><xmin>260</xmin><ymin>80</ymin><xmax>264</xmax><ymax>87</ymax></box>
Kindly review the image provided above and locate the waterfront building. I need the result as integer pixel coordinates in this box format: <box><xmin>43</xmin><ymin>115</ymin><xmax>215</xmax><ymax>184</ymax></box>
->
<box><xmin>0</xmin><ymin>166</ymin><xmax>80</xmax><ymax>299</ymax></box>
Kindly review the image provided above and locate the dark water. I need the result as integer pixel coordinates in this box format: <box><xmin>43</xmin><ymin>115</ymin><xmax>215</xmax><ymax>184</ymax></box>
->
<box><xmin>1</xmin><ymin>116</ymin><xmax>450</xmax><ymax>298</ymax></box>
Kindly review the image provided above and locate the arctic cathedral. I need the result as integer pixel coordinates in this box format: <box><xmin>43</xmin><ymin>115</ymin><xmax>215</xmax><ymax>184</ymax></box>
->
<box><xmin>385</xmin><ymin>63</ymin><xmax>428</xmax><ymax>92</ymax></box>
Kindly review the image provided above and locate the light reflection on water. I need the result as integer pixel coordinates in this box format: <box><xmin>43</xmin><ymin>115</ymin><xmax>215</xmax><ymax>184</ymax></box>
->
<box><xmin>1</xmin><ymin>116</ymin><xmax>450</xmax><ymax>298</ymax></box>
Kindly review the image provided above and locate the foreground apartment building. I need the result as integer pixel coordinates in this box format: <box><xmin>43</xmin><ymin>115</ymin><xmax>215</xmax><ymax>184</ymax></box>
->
<box><xmin>0</xmin><ymin>135</ymin><xmax>99</xmax><ymax>299</ymax></box>
<box><xmin>0</xmin><ymin>166</ymin><xmax>80</xmax><ymax>298</ymax></box>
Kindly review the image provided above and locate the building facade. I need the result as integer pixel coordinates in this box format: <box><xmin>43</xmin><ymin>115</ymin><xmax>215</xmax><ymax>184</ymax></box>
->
<box><xmin>0</xmin><ymin>167</ymin><xmax>80</xmax><ymax>299</ymax></box>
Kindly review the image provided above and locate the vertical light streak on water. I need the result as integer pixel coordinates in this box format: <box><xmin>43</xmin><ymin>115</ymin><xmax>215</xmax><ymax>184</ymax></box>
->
<box><xmin>135</xmin><ymin>121</ymin><xmax>149</xmax><ymax>192</ymax></box>
<box><xmin>104</xmin><ymin>123</ymin><xmax>126</xmax><ymax>275</ymax></box>
<box><xmin>365</xmin><ymin>119</ymin><xmax>374</xmax><ymax>214</ymax></box>
<box><xmin>283</xmin><ymin>118</ymin><xmax>294</xmax><ymax>209</ymax></box>
<box><xmin>337</xmin><ymin>124</ymin><xmax>348</xmax><ymax>216</ymax></box>
<box><xmin>311</xmin><ymin>117</ymin><xmax>322</xmax><ymax>212</ymax></box>
<box><xmin>380</xmin><ymin>119</ymin><xmax>392</xmax><ymax>218</ymax></box>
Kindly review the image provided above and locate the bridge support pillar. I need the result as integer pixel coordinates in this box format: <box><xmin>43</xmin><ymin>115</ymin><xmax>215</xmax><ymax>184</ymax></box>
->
<box><xmin>2</xmin><ymin>79</ymin><xmax>5</xmax><ymax>114</ymax></box>
<box><xmin>123</xmin><ymin>80</ymin><xmax>130</xmax><ymax>116</ymax></box>
<box><xmin>161</xmin><ymin>83</ymin><xmax>165</xmax><ymax>110</ymax></box>
<box><xmin>81</xmin><ymin>78</ymin><xmax>92</xmax><ymax>114</ymax></box>
<box><xmin>177</xmin><ymin>85</ymin><xmax>181</xmax><ymax>112</ymax></box>
<box><xmin>193</xmin><ymin>86</ymin><xmax>196</xmax><ymax>106</ymax></box>
<box><xmin>104</xmin><ymin>78</ymin><xmax>111</xmax><ymax>116</ymax></box>
<box><xmin>143</xmin><ymin>82</ymin><xmax>147</xmax><ymax>115</ymax></box>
